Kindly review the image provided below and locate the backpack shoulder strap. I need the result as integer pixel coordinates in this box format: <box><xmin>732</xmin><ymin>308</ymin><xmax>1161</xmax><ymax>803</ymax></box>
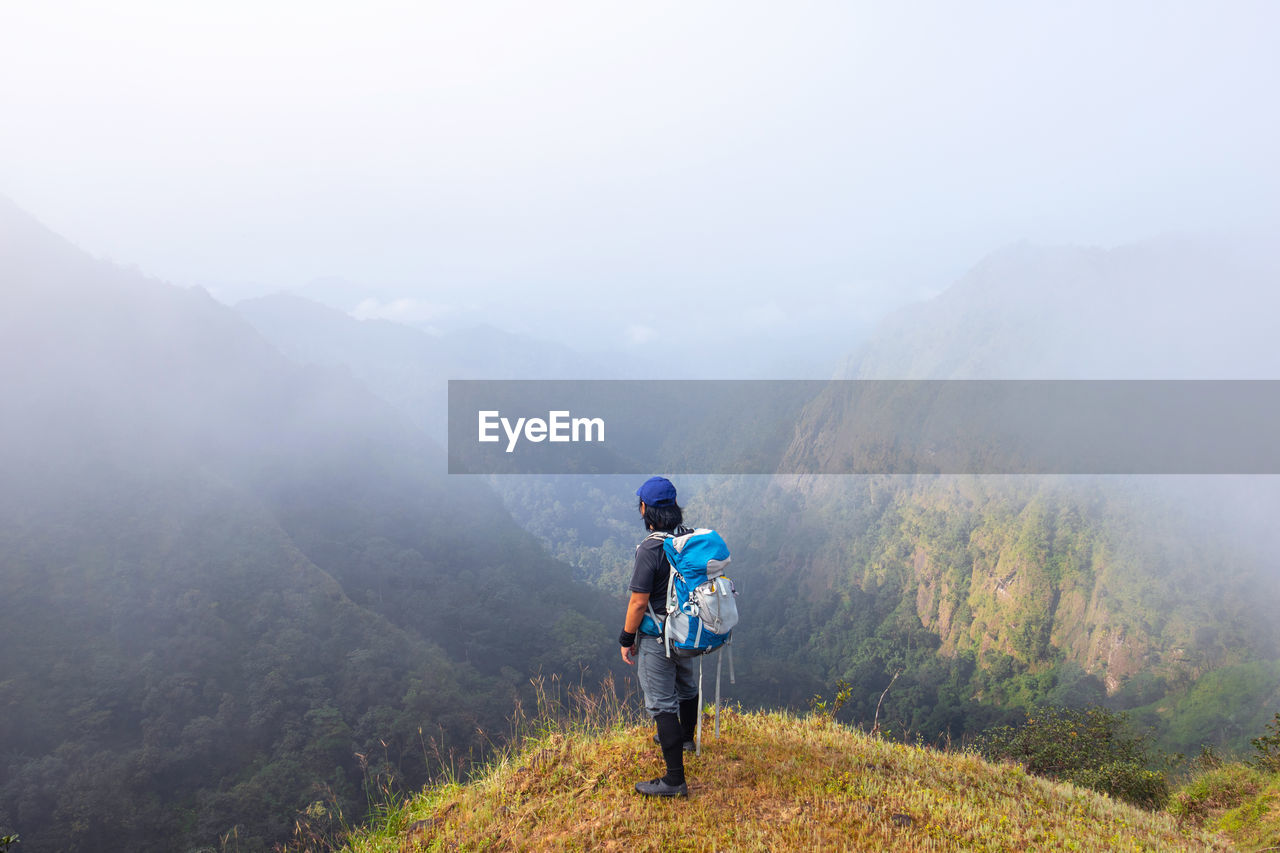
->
<box><xmin>640</xmin><ymin>530</ymin><xmax>681</xmax><ymax>654</ymax></box>
<box><xmin>642</xmin><ymin>530</ymin><xmax>673</xmax><ymax>637</ymax></box>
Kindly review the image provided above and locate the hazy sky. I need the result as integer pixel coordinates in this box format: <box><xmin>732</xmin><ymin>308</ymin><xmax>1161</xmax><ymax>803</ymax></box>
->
<box><xmin>2</xmin><ymin>1</ymin><xmax>1277</xmax><ymax>352</ymax></box>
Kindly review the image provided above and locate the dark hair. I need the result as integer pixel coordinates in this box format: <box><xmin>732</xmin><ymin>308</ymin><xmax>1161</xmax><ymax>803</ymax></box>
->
<box><xmin>640</xmin><ymin>499</ymin><xmax>683</xmax><ymax>532</ymax></box>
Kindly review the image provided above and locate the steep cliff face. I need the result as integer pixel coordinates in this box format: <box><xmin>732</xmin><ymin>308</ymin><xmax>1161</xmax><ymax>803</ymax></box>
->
<box><xmin>903</xmin><ymin>486</ymin><xmax>1152</xmax><ymax>691</ymax></box>
<box><xmin>807</xmin><ymin>477</ymin><xmax>1279</xmax><ymax>696</ymax></box>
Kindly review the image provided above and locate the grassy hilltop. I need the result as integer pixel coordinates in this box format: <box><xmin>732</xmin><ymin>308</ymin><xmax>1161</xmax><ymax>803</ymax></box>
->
<box><xmin>331</xmin><ymin>704</ymin><xmax>1238</xmax><ymax>853</ymax></box>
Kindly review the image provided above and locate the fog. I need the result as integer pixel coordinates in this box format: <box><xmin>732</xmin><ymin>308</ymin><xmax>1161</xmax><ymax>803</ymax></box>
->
<box><xmin>2</xmin><ymin>2</ymin><xmax>1278</xmax><ymax>360</ymax></box>
<box><xmin>5</xmin><ymin>8</ymin><xmax>1280</xmax><ymax>850</ymax></box>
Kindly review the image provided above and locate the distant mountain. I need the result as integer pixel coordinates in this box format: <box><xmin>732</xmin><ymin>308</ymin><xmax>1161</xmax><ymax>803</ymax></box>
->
<box><xmin>0</xmin><ymin>199</ymin><xmax>615</xmax><ymax>853</ymax></box>
<box><xmin>843</xmin><ymin>239</ymin><xmax>1280</xmax><ymax>379</ymax></box>
<box><xmin>236</xmin><ymin>293</ymin><xmax>635</xmax><ymax>438</ymax></box>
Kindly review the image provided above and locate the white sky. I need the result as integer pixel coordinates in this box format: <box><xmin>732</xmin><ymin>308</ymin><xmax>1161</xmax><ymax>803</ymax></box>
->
<box><xmin>1</xmin><ymin>1</ymin><xmax>1277</xmax><ymax>352</ymax></box>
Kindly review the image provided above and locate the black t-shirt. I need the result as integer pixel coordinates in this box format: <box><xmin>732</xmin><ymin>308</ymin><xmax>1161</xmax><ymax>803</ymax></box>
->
<box><xmin>628</xmin><ymin>526</ymin><xmax>692</xmax><ymax>623</ymax></box>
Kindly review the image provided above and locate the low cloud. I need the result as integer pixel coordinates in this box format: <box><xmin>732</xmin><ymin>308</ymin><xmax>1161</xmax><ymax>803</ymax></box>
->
<box><xmin>625</xmin><ymin>324</ymin><xmax>658</xmax><ymax>346</ymax></box>
<box><xmin>352</xmin><ymin>297</ymin><xmax>450</xmax><ymax>326</ymax></box>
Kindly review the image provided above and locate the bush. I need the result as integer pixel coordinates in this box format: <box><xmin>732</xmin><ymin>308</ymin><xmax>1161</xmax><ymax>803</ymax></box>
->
<box><xmin>972</xmin><ymin>706</ymin><xmax>1169</xmax><ymax>809</ymax></box>
<box><xmin>1168</xmin><ymin>763</ymin><xmax>1265</xmax><ymax>826</ymax></box>
<box><xmin>1250</xmin><ymin>712</ymin><xmax>1280</xmax><ymax>774</ymax></box>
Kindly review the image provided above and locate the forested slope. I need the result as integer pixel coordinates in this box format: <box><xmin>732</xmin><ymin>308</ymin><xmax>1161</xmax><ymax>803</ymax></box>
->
<box><xmin>0</xmin><ymin>200</ymin><xmax>615</xmax><ymax>852</ymax></box>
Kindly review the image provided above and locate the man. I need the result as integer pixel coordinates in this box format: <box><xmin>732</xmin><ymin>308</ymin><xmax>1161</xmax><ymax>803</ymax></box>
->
<box><xmin>618</xmin><ymin>476</ymin><xmax>699</xmax><ymax>797</ymax></box>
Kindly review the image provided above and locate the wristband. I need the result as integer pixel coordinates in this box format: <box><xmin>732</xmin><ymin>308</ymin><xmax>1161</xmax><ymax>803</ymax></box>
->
<box><xmin>618</xmin><ymin>630</ymin><xmax>637</xmax><ymax>648</ymax></box>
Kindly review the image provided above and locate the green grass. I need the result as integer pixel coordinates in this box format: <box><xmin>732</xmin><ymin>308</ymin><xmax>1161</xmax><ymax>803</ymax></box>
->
<box><xmin>1169</xmin><ymin>761</ymin><xmax>1280</xmax><ymax>851</ymax></box>
<box><xmin>335</xmin><ymin>705</ymin><xmax>1231</xmax><ymax>852</ymax></box>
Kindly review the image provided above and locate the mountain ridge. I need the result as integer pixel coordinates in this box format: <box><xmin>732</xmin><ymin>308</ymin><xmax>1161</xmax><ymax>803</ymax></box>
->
<box><xmin>841</xmin><ymin>238</ymin><xmax>1280</xmax><ymax>380</ymax></box>
<box><xmin>338</xmin><ymin>705</ymin><xmax>1231</xmax><ymax>852</ymax></box>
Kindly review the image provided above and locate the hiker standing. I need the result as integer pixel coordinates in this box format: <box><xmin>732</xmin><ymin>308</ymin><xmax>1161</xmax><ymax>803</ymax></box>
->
<box><xmin>619</xmin><ymin>476</ymin><xmax>699</xmax><ymax>797</ymax></box>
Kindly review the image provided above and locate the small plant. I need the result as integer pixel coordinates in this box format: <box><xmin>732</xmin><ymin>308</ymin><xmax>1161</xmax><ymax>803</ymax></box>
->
<box><xmin>808</xmin><ymin>679</ymin><xmax>852</xmax><ymax>720</ymax></box>
<box><xmin>1189</xmin><ymin>744</ymin><xmax>1223</xmax><ymax>773</ymax></box>
<box><xmin>972</xmin><ymin>706</ymin><xmax>1169</xmax><ymax>810</ymax></box>
<box><xmin>1249</xmin><ymin>712</ymin><xmax>1280</xmax><ymax>773</ymax></box>
<box><xmin>0</xmin><ymin>833</ymin><xmax>18</xmax><ymax>852</ymax></box>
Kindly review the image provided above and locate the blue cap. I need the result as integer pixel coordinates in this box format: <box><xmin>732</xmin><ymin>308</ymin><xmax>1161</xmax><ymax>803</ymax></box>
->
<box><xmin>636</xmin><ymin>476</ymin><xmax>678</xmax><ymax>507</ymax></box>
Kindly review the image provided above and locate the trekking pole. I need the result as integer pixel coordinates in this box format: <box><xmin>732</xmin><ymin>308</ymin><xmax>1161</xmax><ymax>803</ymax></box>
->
<box><xmin>695</xmin><ymin>656</ymin><xmax>704</xmax><ymax>756</ymax></box>
<box><xmin>713</xmin><ymin>639</ymin><xmax>736</xmax><ymax>739</ymax></box>
<box><xmin>714</xmin><ymin>645</ymin><xmax>723</xmax><ymax>739</ymax></box>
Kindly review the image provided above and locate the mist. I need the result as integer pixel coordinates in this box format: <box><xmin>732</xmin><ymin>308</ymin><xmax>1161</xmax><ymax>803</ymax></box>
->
<box><xmin>3</xmin><ymin>4</ymin><xmax>1280</xmax><ymax>851</ymax></box>
<box><xmin>2</xmin><ymin>2</ymin><xmax>1278</xmax><ymax>361</ymax></box>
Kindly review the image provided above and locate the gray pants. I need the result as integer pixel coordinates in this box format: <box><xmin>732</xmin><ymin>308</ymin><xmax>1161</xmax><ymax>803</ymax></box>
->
<box><xmin>636</xmin><ymin>633</ymin><xmax>698</xmax><ymax>718</ymax></box>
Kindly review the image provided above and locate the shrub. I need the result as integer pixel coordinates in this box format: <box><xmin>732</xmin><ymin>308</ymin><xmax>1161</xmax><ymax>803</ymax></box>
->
<box><xmin>1250</xmin><ymin>712</ymin><xmax>1280</xmax><ymax>774</ymax></box>
<box><xmin>1168</xmin><ymin>763</ymin><xmax>1264</xmax><ymax>826</ymax></box>
<box><xmin>808</xmin><ymin>679</ymin><xmax>852</xmax><ymax>720</ymax></box>
<box><xmin>972</xmin><ymin>706</ymin><xmax>1169</xmax><ymax>809</ymax></box>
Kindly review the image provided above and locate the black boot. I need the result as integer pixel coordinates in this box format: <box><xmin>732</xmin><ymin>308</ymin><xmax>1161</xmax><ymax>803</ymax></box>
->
<box><xmin>636</xmin><ymin>712</ymin><xmax>688</xmax><ymax>797</ymax></box>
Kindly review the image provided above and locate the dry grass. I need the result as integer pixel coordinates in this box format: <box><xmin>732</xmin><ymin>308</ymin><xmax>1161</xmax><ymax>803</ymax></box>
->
<box><xmin>340</xmin><ymin>704</ymin><xmax>1232</xmax><ymax>852</ymax></box>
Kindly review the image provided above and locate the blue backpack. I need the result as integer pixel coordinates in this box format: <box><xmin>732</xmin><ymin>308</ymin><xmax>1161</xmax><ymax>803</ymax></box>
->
<box><xmin>642</xmin><ymin>528</ymin><xmax>738</xmax><ymax>657</ymax></box>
